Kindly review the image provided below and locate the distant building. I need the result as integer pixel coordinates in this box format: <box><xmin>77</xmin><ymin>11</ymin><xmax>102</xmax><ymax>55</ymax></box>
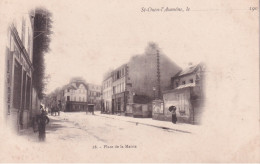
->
<box><xmin>63</xmin><ymin>80</ymin><xmax>88</xmax><ymax>112</ymax></box>
<box><xmin>160</xmin><ymin>63</ymin><xmax>206</xmax><ymax>124</ymax></box>
<box><xmin>4</xmin><ymin>12</ymin><xmax>35</xmax><ymax>131</ymax></box>
<box><xmin>87</xmin><ymin>83</ymin><xmax>102</xmax><ymax>110</ymax></box>
<box><xmin>45</xmin><ymin>78</ymin><xmax>102</xmax><ymax>112</ymax></box>
<box><xmin>102</xmin><ymin>73</ymin><xmax>113</xmax><ymax>113</ymax></box>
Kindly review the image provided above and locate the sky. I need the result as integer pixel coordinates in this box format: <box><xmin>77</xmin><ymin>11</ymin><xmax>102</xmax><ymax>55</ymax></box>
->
<box><xmin>0</xmin><ymin>0</ymin><xmax>258</xmax><ymax>99</ymax></box>
<box><xmin>1</xmin><ymin>0</ymin><xmax>254</xmax><ymax>94</ymax></box>
<box><xmin>37</xmin><ymin>0</ymin><xmax>212</xmax><ymax>93</ymax></box>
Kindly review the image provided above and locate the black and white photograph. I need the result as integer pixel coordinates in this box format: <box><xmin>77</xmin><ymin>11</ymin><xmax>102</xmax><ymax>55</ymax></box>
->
<box><xmin>0</xmin><ymin>0</ymin><xmax>259</xmax><ymax>163</ymax></box>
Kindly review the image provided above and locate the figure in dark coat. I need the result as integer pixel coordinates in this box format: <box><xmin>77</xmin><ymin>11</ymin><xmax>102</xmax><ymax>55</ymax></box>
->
<box><xmin>169</xmin><ymin>106</ymin><xmax>177</xmax><ymax>124</ymax></box>
<box><xmin>37</xmin><ymin>106</ymin><xmax>50</xmax><ymax>141</ymax></box>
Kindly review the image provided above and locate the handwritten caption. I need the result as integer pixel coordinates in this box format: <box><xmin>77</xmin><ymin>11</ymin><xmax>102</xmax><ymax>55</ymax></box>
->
<box><xmin>141</xmin><ymin>7</ymin><xmax>190</xmax><ymax>12</ymax></box>
<box><xmin>92</xmin><ymin>144</ymin><xmax>137</xmax><ymax>149</ymax></box>
<box><xmin>141</xmin><ymin>7</ymin><xmax>258</xmax><ymax>12</ymax></box>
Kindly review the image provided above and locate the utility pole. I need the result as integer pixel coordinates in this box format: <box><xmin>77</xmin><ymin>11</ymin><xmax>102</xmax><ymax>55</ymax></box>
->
<box><xmin>156</xmin><ymin>50</ymin><xmax>161</xmax><ymax>99</ymax></box>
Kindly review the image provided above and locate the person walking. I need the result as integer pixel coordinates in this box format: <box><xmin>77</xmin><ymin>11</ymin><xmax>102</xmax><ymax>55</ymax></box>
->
<box><xmin>169</xmin><ymin>106</ymin><xmax>177</xmax><ymax>124</ymax></box>
<box><xmin>58</xmin><ymin>100</ymin><xmax>62</xmax><ymax>116</ymax></box>
<box><xmin>37</xmin><ymin>105</ymin><xmax>50</xmax><ymax>141</ymax></box>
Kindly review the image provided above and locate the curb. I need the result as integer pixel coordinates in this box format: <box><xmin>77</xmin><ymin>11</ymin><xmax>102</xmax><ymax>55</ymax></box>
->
<box><xmin>95</xmin><ymin>114</ymin><xmax>192</xmax><ymax>134</ymax></box>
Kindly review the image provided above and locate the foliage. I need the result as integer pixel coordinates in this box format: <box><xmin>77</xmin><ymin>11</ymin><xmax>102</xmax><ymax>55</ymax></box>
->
<box><xmin>31</xmin><ymin>7</ymin><xmax>53</xmax><ymax>99</ymax></box>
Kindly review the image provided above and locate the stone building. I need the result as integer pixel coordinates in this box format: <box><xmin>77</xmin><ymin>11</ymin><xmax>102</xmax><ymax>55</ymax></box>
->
<box><xmin>111</xmin><ymin>64</ymin><xmax>128</xmax><ymax>114</ymax></box>
<box><xmin>102</xmin><ymin>72</ymin><xmax>113</xmax><ymax>113</ymax></box>
<box><xmin>88</xmin><ymin>83</ymin><xmax>102</xmax><ymax>110</ymax></box>
<box><xmin>63</xmin><ymin>80</ymin><xmax>88</xmax><ymax>112</ymax></box>
<box><xmin>4</xmin><ymin>13</ymin><xmax>35</xmax><ymax>131</ymax></box>
<box><xmin>102</xmin><ymin>43</ymin><xmax>181</xmax><ymax>117</ymax></box>
<box><xmin>157</xmin><ymin>63</ymin><xmax>206</xmax><ymax>124</ymax></box>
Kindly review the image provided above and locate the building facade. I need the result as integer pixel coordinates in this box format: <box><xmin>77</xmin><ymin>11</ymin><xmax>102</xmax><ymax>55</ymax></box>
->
<box><xmin>111</xmin><ymin>64</ymin><xmax>128</xmax><ymax>114</ymax></box>
<box><xmin>157</xmin><ymin>63</ymin><xmax>206</xmax><ymax>124</ymax></box>
<box><xmin>88</xmin><ymin>83</ymin><xmax>102</xmax><ymax>110</ymax></box>
<box><xmin>102</xmin><ymin>44</ymin><xmax>181</xmax><ymax>117</ymax></box>
<box><xmin>102</xmin><ymin>74</ymin><xmax>113</xmax><ymax>113</ymax></box>
<box><xmin>63</xmin><ymin>80</ymin><xmax>88</xmax><ymax>112</ymax></box>
<box><xmin>4</xmin><ymin>13</ymin><xmax>35</xmax><ymax>131</ymax></box>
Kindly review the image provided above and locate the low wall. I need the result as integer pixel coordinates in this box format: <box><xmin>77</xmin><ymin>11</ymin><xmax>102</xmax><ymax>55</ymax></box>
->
<box><xmin>126</xmin><ymin>103</ymin><xmax>152</xmax><ymax>118</ymax></box>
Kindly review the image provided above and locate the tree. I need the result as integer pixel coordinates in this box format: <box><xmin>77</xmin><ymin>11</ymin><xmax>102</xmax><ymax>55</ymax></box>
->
<box><xmin>31</xmin><ymin>7</ymin><xmax>53</xmax><ymax>99</ymax></box>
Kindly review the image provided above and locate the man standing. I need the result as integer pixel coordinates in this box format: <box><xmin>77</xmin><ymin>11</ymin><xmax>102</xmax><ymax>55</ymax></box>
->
<box><xmin>37</xmin><ymin>105</ymin><xmax>50</xmax><ymax>141</ymax></box>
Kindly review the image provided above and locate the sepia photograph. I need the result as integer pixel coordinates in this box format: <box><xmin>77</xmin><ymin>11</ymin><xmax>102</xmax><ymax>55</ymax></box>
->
<box><xmin>0</xmin><ymin>0</ymin><xmax>259</xmax><ymax>163</ymax></box>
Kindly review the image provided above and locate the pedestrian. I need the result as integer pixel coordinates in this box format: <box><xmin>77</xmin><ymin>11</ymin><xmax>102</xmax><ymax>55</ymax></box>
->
<box><xmin>169</xmin><ymin>106</ymin><xmax>177</xmax><ymax>124</ymax></box>
<box><xmin>58</xmin><ymin>100</ymin><xmax>62</xmax><ymax>116</ymax></box>
<box><xmin>37</xmin><ymin>105</ymin><xmax>50</xmax><ymax>141</ymax></box>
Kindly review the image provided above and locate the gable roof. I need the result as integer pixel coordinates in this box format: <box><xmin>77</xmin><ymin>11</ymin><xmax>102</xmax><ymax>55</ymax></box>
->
<box><xmin>74</xmin><ymin>82</ymin><xmax>88</xmax><ymax>89</ymax></box>
<box><xmin>64</xmin><ymin>85</ymin><xmax>77</xmax><ymax>90</ymax></box>
<box><xmin>63</xmin><ymin>81</ymin><xmax>88</xmax><ymax>91</ymax></box>
<box><xmin>173</xmin><ymin>63</ymin><xmax>201</xmax><ymax>79</ymax></box>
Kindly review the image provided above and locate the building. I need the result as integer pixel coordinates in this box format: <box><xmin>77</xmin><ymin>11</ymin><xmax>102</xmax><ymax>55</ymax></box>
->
<box><xmin>102</xmin><ymin>72</ymin><xmax>113</xmax><ymax>113</ymax></box>
<box><xmin>4</xmin><ymin>12</ymin><xmax>35</xmax><ymax>131</ymax></box>
<box><xmin>102</xmin><ymin>43</ymin><xmax>181</xmax><ymax>117</ymax></box>
<box><xmin>63</xmin><ymin>79</ymin><xmax>88</xmax><ymax>112</ymax></box>
<box><xmin>157</xmin><ymin>63</ymin><xmax>206</xmax><ymax>124</ymax></box>
<box><xmin>111</xmin><ymin>64</ymin><xmax>128</xmax><ymax>114</ymax></box>
<box><xmin>88</xmin><ymin>83</ymin><xmax>102</xmax><ymax>110</ymax></box>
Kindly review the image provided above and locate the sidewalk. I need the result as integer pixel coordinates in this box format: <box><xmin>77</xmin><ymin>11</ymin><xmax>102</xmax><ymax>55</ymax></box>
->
<box><xmin>95</xmin><ymin>112</ymin><xmax>200</xmax><ymax>134</ymax></box>
<box><xmin>18</xmin><ymin>127</ymin><xmax>39</xmax><ymax>142</ymax></box>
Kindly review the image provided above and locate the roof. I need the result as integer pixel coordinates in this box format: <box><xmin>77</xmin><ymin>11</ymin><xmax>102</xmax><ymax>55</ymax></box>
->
<box><xmin>74</xmin><ymin>82</ymin><xmax>88</xmax><ymax>89</ymax></box>
<box><xmin>163</xmin><ymin>83</ymin><xmax>195</xmax><ymax>94</ymax></box>
<box><xmin>175</xmin><ymin>83</ymin><xmax>195</xmax><ymax>89</ymax></box>
<box><xmin>173</xmin><ymin>64</ymin><xmax>200</xmax><ymax>78</ymax></box>
<box><xmin>179</xmin><ymin>65</ymin><xmax>198</xmax><ymax>76</ymax></box>
<box><xmin>64</xmin><ymin>85</ymin><xmax>77</xmax><ymax>90</ymax></box>
<box><xmin>63</xmin><ymin>81</ymin><xmax>88</xmax><ymax>90</ymax></box>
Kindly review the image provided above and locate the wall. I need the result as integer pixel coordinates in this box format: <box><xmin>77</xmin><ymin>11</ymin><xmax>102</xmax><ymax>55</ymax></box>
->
<box><xmin>161</xmin><ymin>87</ymin><xmax>204</xmax><ymax>124</ymax></box>
<box><xmin>173</xmin><ymin>74</ymin><xmax>196</xmax><ymax>88</ymax></box>
<box><xmin>163</xmin><ymin>88</ymin><xmax>191</xmax><ymax>120</ymax></box>
<box><xmin>128</xmin><ymin>53</ymin><xmax>181</xmax><ymax>99</ymax></box>
<box><xmin>102</xmin><ymin>77</ymin><xmax>113</xmax><ymax>113</ymax></box>
<box><xmin>5</xmin><ymin>13</ymin><xmax>34</xmax><ymax>131</ymax></box>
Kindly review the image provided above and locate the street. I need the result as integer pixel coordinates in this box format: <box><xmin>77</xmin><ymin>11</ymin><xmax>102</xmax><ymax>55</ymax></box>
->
<box><xmin>43</xmin><ymin>112</ymin><xmax>199</xmax><ymax>162</ymax></box>
<box><xmin>0</xmin><ymin>111</ymin><xmax>259</xmax><ymax>163</ymax></box>
<box><xmin>46</xmin><ymin>112</ymin><xmax>189</xmax><ymax>144</ymax></box>
<box><xmin>6</xmin><ymin>112</ymin><xmax>200</xmax><ymax>162</ymax></box>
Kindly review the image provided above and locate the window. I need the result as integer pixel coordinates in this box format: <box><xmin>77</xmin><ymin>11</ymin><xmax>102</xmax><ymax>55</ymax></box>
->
<box><xmin>117</xmin><ymin>71</ymin><xmax>120</xmax><ymax>79</ymax></box>
<box><xmin>79</xmin><ymin>97</ymin><xmax>81</xmax><ymax>101</ymax></box>
<box><xmin>21</xmin><ymin>70</ymin><xmax>26</xmax><ymax>110</ymax></box>
<box><xmin>122</xmin><ymin>68</ymin><xmax>125</xmax><ymax>76</ymax></box>
<box><xmin>176</xmin><ymin>82</ymin><xmax>179</xmax><ymax>88</ymax></box>
<box><xmin>13</xmin><ymin>60</ymin><xmax>22</xmax><ymax>109</ymax></box>
<box><xmin>67</xmin><ymin>96</ymin><xmax>70</xmax><ymax>101</ymax></box>
<box><xmin>26</xmin><ymin>75</ymin><xmax>31</xmax><ymax>109</ymax></box>
<box><xmin>190</xmin><ymin>79</ymin><xmax>194</xmax><ymax>83</ymax></box>
<box><xmin>182</xmin><ymin>81</ymin><xmax>186</xmax><ymax>85</ymax></box>
<box><xmin>113</xmin><ymin>86</ymin><xmax>116</xmax><ymax>94</ymax></box>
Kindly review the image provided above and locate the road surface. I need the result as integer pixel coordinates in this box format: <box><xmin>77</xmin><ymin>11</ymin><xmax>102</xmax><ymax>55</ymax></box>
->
<box><xmin>1</xmin><ymin>112</ymin><xmax>257</xmax><ymax>162</ymax></box>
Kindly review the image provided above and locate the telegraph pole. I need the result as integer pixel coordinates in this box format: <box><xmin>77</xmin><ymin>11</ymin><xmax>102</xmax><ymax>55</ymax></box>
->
<box><xmin>156</xmin><ymin>50</ymin><xmax>161</xmax><ymax>99</ymax></box>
